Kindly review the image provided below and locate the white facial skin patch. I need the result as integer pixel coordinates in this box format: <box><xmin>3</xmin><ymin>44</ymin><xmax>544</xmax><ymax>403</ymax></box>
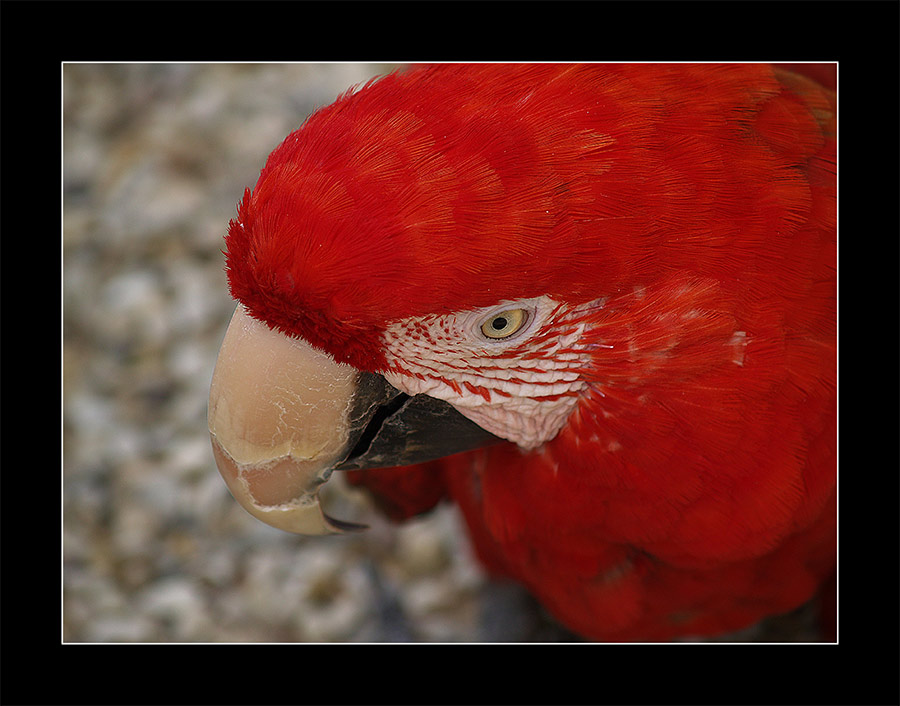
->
<box><xmin>381</xmin><ymin>296</ymin><xmax>601</xmax><ymax>449</ymax></box>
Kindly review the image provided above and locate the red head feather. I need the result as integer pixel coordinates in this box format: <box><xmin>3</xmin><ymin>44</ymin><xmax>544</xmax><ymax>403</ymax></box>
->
<box><xmin>225</xmin><ymin>63</ymin><xmax>833</xmax><ymax>371</ymax></box>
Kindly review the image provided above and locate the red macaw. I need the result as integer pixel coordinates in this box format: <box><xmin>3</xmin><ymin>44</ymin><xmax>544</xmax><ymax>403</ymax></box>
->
<box><xmin>208</xmin><ymin>63</ymin><xmax>836</xmax><ymax>641</ymax></box>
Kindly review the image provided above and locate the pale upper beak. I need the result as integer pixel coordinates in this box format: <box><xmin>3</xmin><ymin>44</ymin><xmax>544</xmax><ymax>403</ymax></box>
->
<box><xmin>208</xmin><ymin>305</ymin><xmax>501</xmax><ymax>535</ymax></box>
<box><xmin>208</xmin><ymin>305</ymin><xmax>365</xmax><ymax>534</ymax></box>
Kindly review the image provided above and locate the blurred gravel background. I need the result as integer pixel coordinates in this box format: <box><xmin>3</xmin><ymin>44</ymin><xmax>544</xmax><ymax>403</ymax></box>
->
<box><xmin>62</xmin><ymin>62</ymin><xmax>581</xmax><ymax>643</ymax></box>
<box><xmin>62</xmin><ymin>62</ymin><xmax>822</xmax><ymax>643</ymax></box>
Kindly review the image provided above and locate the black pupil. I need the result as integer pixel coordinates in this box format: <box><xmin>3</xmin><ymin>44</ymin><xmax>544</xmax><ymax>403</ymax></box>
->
<box><xmin>492</xmin><ymin>317</ymin><xmax>508</xmax><ymax>330</ymax></box>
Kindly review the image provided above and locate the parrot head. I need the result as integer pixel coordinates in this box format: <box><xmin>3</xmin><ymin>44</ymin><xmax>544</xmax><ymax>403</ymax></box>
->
<box><xmin>210</xmin><ymin>64</ymin><xmax>647</xmax><ymax>532</ymax></box>
<box><xmin>208</xmin><ymin>62</ymin><xmax>834</xmax><ymax>548</ymax></box>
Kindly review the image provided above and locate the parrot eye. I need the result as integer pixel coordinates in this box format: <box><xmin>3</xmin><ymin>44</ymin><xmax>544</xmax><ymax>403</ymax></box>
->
<box><xmin>480</xmin><ymin>309</ymin><xmax>528</xmax><ymax>339</ymax></box>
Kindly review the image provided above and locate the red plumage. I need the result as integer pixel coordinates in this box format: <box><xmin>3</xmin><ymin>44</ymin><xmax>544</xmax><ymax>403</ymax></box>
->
<box><xmin>226</xmin><ymin>64</ymin><xmax>836</xmax><ymax>641</ymax></box>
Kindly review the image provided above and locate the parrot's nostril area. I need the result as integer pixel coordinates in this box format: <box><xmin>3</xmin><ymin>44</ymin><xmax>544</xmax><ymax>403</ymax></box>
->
<box><xmin>343</xmin><ymin>392</ymin><xmax>411</xmax><ymax>463</ymax></box>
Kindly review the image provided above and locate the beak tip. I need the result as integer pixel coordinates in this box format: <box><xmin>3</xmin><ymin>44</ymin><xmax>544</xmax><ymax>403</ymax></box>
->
<box><xmin>249</xmin><ymin>502</ymin><xmax>365</xmax><ymax>536</ymax></box>
<box><xmin>210</xmin><ymin>433</ymin><xmax>363</xmax><ymax>535</ymax></box>
<box><xmin>320</xmin><ymin>516</ymin><xmax>369</xmax><ymax>534</ymax></box>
